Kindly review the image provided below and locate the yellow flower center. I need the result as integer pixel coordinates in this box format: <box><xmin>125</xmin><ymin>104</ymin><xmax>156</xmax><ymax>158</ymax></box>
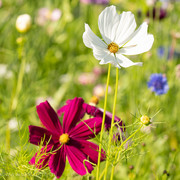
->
<box><xmin>108</xmin><ymin>42</ymin><xmax>119</xmax><ymax>53</ymax></box>
<box><xmin>140</xmin><ymin>115</ymin><xmax>150</xmax><ymax>126</ymax></box>
<box><xmin>59</xmin><ymin>133</ymin><xmax>70</xmax><ymax>144</ymax></box>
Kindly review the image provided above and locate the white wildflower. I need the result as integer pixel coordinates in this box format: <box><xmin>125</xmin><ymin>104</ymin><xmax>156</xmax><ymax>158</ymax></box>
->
<box><xmin>0</xmin><ymin>64</ymin><xmax>13</xmax><ymax>79</ymax></box>
<box><xmin>9</xmin><ymin>118</ymin><xmax>18</xmax><ymax>131</ymax></box>
<box><xmin>83</xmin><ymin>5</ymin><xmax>154</xmax><ymax>68</ymax></box>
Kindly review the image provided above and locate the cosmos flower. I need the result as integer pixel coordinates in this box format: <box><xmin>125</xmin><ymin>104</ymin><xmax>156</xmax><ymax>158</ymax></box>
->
<box><xmin>29</xmin><ymin>98</ymin><xmax>105</xmax><ymax>178</ymax></box>
<box><xmin>147</xmin><ymin>73</ymin><xmax>169</xmax><ymax>95</ymax></box>
<box><xmin>80</xmin><ymin>0</ymin><xmax>109</xmax><ymax>4</ymax></box>
<box><xmin>83</xmin><ymin>5</ymin><xmax>154</xmax><ymax>68</ymax></box>
<box><xmin>50</xmin><ymin>9</ymin><xmax>62</xmax><ymax>21</ymax></box>
<box><xmin>16</xmin><ymin>14</ymin><xmax>32</xmax><ymax>33</ymax></box>
<box><xmin>93</xmin><ymin>66</ymin><xmax>106</xmax><ymax>76</ymax></box>
<box><xmin>36</xmin><ymin>8</ymin><xmax>50</xmax><ymax>26</ymax></box>
<box><xmin>36</xmin><ymin>8</ymin><xmax>61</xmax><ymax>26</ymax></box>
<box><xmin>78</xmin><ymin>72</ymin><xmax>97</xmax><ymax>85</ymax></box>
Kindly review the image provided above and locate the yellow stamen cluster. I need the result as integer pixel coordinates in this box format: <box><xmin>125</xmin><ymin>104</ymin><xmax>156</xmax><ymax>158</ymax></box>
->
<box><xmin>140</xmin><ymin>115</ymin><xmax>150</xmax><ymax>126</ymax></box>
<box><xmin>59</xmin><ymin>133</ymin><xmax>70</xmax><ymax>144</ymax></box>
<box><xmin>108</xmin><ymin>42</ymin><xmax>119</xmax><ymax>53</ymax></box>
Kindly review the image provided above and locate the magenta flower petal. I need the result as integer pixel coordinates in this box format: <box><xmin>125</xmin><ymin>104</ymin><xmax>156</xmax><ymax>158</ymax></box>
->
<box><xmin>57</xmin><ymin>99</ymin><xmax>85</xmax><ymax>120</ymax></box>
<box><xmin>63</xmin><ymin>97</ymin><xmax>84</xmax><ymax>133</ymax></box>
<box><xmin>29</xmin><ymin>145</ymin><xmax>54</xmax><ymax>169</ymax></box>
<box><xmin>104</xmin><ymin>110</ymin><xmax>124</xmax><ymax>131</ymax></box>
<box><xmin>82</xmin><ymin>103</ymin><xmax>125</xmax><ymax>131</ymax></box>
<box><xmin>57</xmin><ymin>104</ymin><xmax>68</xmax><ymax>117</ymax></box>
<box><xmin>65</xmin><ymin>145</ymin><xmax>94</xmax><ymax>175</ymax></box>
<box><xmin>49</xmin><ymin>146</ymin><xmax>66</xmax><ymax>178</ymax></box>
<box><xmin>82</xmin><ymin>102</ymin><xmax>100</xmax><ymax>117</ymax></box>
<box><xmin>29</xmin><ymin>125</ymin><xmax>59</xmax><ymax>146</ymax></box>
<box><xmin>69</xmin><ymin>117</ymin><xmax>102</xmax><ymax>140</ymax></box>
<box><xmin>70</xmin><ymin>139</ymin><xmax>106</xmax><ymax>164</ymax></box>
<box><xmin>37</xmin><ymin>101</ymin><xmax>63</xmax><ymax>135</ymax></box>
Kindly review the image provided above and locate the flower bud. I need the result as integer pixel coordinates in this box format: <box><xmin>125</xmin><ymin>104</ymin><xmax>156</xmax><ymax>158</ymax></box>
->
<box><xmin>16</xmin><ymin>14</ymin><xmax>32</xmax><ymax>33</ymax></box>
<box><xmin>140</xmin><ymin>115</ymin><xmax>150</xmax><ymax>126</ymax></box>
<box><xmin>89</xmin><ymin>96</ymin><xmax>99</xmax><ymax>106</ymax></box>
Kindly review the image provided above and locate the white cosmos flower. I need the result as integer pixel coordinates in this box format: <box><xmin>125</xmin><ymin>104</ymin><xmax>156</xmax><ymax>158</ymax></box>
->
<box><xmin>83</xmin><ymin>5</ymin><xmax>154</xmax><ymax>68</ymax></box>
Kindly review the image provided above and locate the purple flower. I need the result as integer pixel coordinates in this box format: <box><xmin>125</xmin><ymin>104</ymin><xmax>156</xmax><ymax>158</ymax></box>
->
<box><xmin>80</xmin><ymin>0</ymin><xmax>109</xmax><ymax>4</ymax></box>
<box><xmin>147</xmin><ymin>73</ymin><xmax>169</xmax><ymax>95</ymax></box>
<box><xmin>29</xmin><ymin>97</ymin><xmax>105</xmax><ymax>178</ymax></box>
<box><xmin>147</xmin><ymin>7</ymin><xmax>167</xmax><ymax>20</ymax></box>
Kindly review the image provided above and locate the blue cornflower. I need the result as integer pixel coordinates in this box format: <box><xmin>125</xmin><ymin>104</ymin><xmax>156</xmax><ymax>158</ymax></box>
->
<box><xmin>157</xmin><ymin>46</ymin><xmax>165</xmax><ymax>58</ymax></box>
<box><xmin>147</xmin><ymin>73</ymin><xmax>169</xmax><ymax>95</ymax></box>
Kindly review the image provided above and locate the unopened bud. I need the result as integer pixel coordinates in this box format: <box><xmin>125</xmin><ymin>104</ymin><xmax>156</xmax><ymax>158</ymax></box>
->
<box><xmin>89</xmin><ymin>96</ymin><xmax>99</xmax><ymax>106</ymax></box>
<box><xmin>16</xmin><ymin>14</ymin><xmax>32</xmax><ymax>33</ymax></box>
<box><xmin>140</xmin><ymin>115</ymin><xmax>150</xmax><ymax>126</ymax></box>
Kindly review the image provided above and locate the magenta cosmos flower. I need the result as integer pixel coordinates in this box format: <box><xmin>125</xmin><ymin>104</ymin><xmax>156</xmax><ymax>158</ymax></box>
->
<box><xmin>29</xmin><ymin>97</ymin><xmax>105</xmax><ymax>178</ymax></box>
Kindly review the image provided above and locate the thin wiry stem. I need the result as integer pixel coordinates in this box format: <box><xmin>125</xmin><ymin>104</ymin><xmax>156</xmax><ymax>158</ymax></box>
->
<box><xmin>115</xmin><ymin>124</ymin><xmax>143</xmax><ymax>162</ymax></box>
<box><xmin>104</xmin><ymin>67</ymin><xmax>119</xmax><ymax>180</ymax></box>
<box><xmin>96</xmin><ymin>63</ymin><xmax>111</xmax><ymax>180</ymax></box>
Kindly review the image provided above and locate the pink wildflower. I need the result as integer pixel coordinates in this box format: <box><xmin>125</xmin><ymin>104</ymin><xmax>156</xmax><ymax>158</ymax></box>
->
<box><xmin>78</xmin><ymin>72</ymin><xmax>97</xmax><ymax>85</ymax></box>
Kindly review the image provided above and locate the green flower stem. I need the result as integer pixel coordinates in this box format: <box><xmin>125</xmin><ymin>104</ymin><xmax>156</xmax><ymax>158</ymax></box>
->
<box><xmin>99</xmin><ymin>169</ymin><xmax>105</xmax><ymax>180</ymax></box>
<box><xmin>96</xmin><ymin>63</ymin><xmax>111</xmax><ymax>180</ymax></box>
<box><xmin>110</xmin><ymin>165</ymin><xmax>115</xmax><ymax>180</ymax></box>
<box><xmin>11</xmin><ymin>57</ymin><xmax>26</xmax><ymax>111</ymax></box>
<box><xmin>104</xmin><ymin>67</ymin><xmax>119</xmax><ymax>180</ymax></box>
<box><xmin>5</xmin><ymin>124</ymin><xmax>10</xmax><ymax>153</ymax></box>
<box><xmin>6</xmin><ymin>39</ymin><xmax>26</xmax><ymax>153</ymax></box>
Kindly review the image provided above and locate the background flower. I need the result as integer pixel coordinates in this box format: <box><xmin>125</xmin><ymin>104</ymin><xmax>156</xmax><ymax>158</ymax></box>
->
<box><xmin>16</xmin><ymin>14</ymin><xmax>32</xmax><ymax>33</ymax></box>
<box><xmin>146</xmin><ymin>7</ymin><xmax>167</xmax><ymax>20</ymax></box>
<box><xmin>80</xmin><ymin>0</ymin><xmax>109</xmax><ymax>4</ymax></box>
<box><xmin>147</xmin><ymin>73</ymin><xmax>169</xmax><ymax>95</ymax></box>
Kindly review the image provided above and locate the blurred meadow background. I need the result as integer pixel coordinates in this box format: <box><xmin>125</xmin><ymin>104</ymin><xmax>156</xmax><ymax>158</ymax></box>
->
<box><xmin>0</xmin><ymin>0</ymin><xmax>180</xmax><ymax>179</ymax></box>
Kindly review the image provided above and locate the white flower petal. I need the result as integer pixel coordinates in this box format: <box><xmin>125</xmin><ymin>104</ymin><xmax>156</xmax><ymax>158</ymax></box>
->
<box><xmin>83</xmin><ymin>23</ymin><xmax>107</xmax><ymax>49</ymax></box>
<box><xmin>122</xmin><ymin>22</ymin><xmax>149</xmax><ymax>48</ymax></box>
<box><xmin>92</xmin><ymin>44</ymin><xmax>108</xmax><ymax>61</ymax></box>
<box><xmin>119</xmin><ymin>34</ymin><xmax>154</xmax><ymax>55</ymax></box>
<box><xmin>116</xmin><ymin>53</ymin><xmax>143</xmax><ymax>68</ymax></box>
<box><xmin>114</xmin><ymin>11</ymin><xmax>136</xmax><ymax>45</ymax></box>
<box><xmin>99</xmin><ymin>53</ymin><xmax>121</xmax><ymax>68</ymax></box>
<box><xmin>98</xmin><ymin>5</ymin><xmax>119</xmax><ymax>44</ymax></box>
